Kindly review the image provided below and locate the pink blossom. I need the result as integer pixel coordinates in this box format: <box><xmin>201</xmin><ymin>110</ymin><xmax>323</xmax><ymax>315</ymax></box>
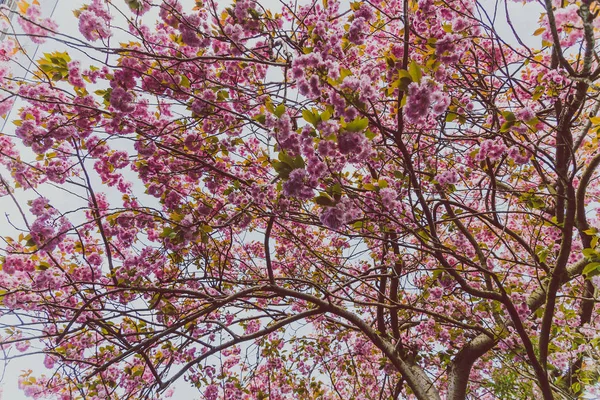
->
<box><xmin>67</xmin><ymin>61</ymin><xmax>86</xmax><ymax>88</ymax></box>
<box><xmin>110</xmin><ymin>87</ymin><xmax>135</xmax><ymax>113</ymax></box>
<box><xmin>245</xmin><ymin>319</ymin><xmax>261</xmax><ymax>334</ymax></box>
<box><xmin>204</xmin><ymin>384</ymin><xmax>219</xmax><ymax>400</ymax></box>
<box><xmin>78</xmin><ymin>0</ymin><xmax>112</xmax><ymax>42</ymax></box>
<box><xmin>320</xmin><ymin>206</ymin><xmax>346</xmax><ymax>230</ymax></box>
<box><xmin>43</xmin><ymin>355</ymin><xmax>55</xmax><ymax>369</ymax></box>
<box><xmin>348</xmin><ymin>17</ymin><xmax>367</xmax><ymax>45</ymax></box>
<box><xmin>0</xmin><ymin>96</ymin><xmax>14</xmax><ymax>117</ymax></box>
<box><xmin>18</xmin><ymin>3</ymin><xmax>57</xmax><ymax>44</ymax></box>
<box><xmin>15</xmin><ymin>341</ymin><xmax>30</xmax><ymax>352</ymax></box>
<box><xmin>30</xmin><ymin>197</ymin><xmax>50</xmax><ymax>216</ymax></box>
<box><xmin>508</xmin><ymin>146</ymin><xmax>531</xmax><ymax>164</ymax></box>
<box><xmin>338</xmin><ymin>131</ymin><xmax>366</xmax><ymax>155</ymax></box>
<box><xmin>435</xmin><ymin>170</ymin><xmax>459</xmax><ymax>186</ymax></box>
<box><xmin>476</xmin><ymin>138</ymin><xmax>507</xmax><ymax>162</ymax></box>
<box><xmin>282</xmin><ymin>169</ymin><xmax>314</xmax><ymax>200</ymax></box>
<box><xmin>405</xmin><ymin>82</ymin><xmax>433</xmax><ymax>123</ymax></box>
<box><xmin>379</xmin><ymin>188</ymin><xmax>399</xmax><ymax>211</ymax></box>
<box><xmin>180</xmin><ymin>15</ymin><xmax>209</xmax><ymax>47</ymax></box>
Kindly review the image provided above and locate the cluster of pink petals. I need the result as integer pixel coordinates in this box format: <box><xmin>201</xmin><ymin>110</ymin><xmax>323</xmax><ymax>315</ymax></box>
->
<box><xmin>17</xmin><ymin>3</ymin><xmax>58</xmax><ymax>44</ymax></box>
<box><xmin>78</xmin><ymin>0</ymin><xmax>112</xmax><ymax>42</ymax></box>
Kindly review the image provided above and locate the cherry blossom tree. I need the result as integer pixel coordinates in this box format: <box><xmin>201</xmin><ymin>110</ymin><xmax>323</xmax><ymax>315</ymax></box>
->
<box><xmin>0</xmin><ymin>0</ymin><xmax>600</xmax><ymax>398</ymax></box>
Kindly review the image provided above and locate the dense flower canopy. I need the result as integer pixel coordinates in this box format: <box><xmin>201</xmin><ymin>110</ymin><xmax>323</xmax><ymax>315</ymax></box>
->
<box><xmin>1</xmin><ymin>0</ymin><xmax>600</xmax><ymax>399</ymax></box>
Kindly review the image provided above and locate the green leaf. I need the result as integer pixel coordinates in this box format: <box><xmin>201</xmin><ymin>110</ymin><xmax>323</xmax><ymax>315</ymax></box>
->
<box><xmin>148</xmin><ymin>293</ymin><xmax>161</xmax><ymax>309</ymax></box>
<box><xmin>125</xmin><ymin>0</ymin><xmax>143</xmax><ymax>11</ymax></box>
<box><xmin>161</xmin><ymin>301</ymin><xmax>178</xmax><ymax>315</ymax></box>
<box><xmin>397</xmin><ymin>77</ymin><xmax>413</xmax><ymax>92</ymax></box>
<box><xmin>274</xmin><ymin>103</ymin><xmax>286</xmax><ymax>118</ymax></box>
<box><xmin>537</xmin><ymin>248</ymin><xmax>549</xmax><ymax>263</ymax></box>
<box><xmin>302</xmin><ymin>109</ymin><xmax>320</xmax><ymax>126</ymax></box>
<box><xmin>36</xmin><ymin>262</ymin><xmax>51</xmax><ymax>271</ymax></box>
<box><xmin>446</xmin><ymin>113</ymin><xmax>457</xmax><ymax>122</ymax></box>
<box><xmin>408</xmin><ymin>61</ymin><xmax>422</xmax><ymax>83</ymax></box>
<box><xmin>532</xmin><ymin>86</ymin><xmax>544</xmax><ymax>101</ymax></box>
<box><xmin>315</xmin><ymin>195</ymin><xmax>335</xmax><ymax>206</ymax></box>
<box><xmin>180</xmin><ymin>75</ymin><xmax>190</xmax><ymax>88</ymax></box>
<box><xmin>291</xmin><ymin>155</ymin><xmax>306</xmax><ymax>169</ymax></box>
<box><xmin>582</xmin><ymin>248</ymin><xmax>597</xmax><ymax>258</ymax></box>
<box><xmin>278</xmin><ymin>151</ymin><xmax>294</xmax><ymax>165</ymax></box>
<box><xmin>345</xmin><ymin>117</ymin><xmax>368</xmax><ymax>132</ymax></box>
<box><xmin>131</xmin><ymin>365</ymin><xmax>144</xmax><ymax>377</ymax></box>
<box><xmin>323</xmin><ymin>183</ymin><xmax>342</xmax><ymax>204</ymax></box>
<box><xmin>500</xmin><ymin>120</ymin><xmax>515</xmax><ymax>132</ymax></box>
<box><xmin>216</xmin><ymin>90</ymin><xmax>229</xmax><ymax>101</ymax></box>
<box><xmin>583</xmin><ymin>262</ymin><xmax>600</xmax><ymax>277</ymax></box>
<box><xmin>365</xmin><ymin>130</ymin><xmax>376</xmax><ymax>140</ymax></box>
<box><xmin>159</xmin><ymin>227</ymin><xmax>173</xmax><ymax>238</ymax></box>
<box><xmin>397</xmin><ymin>69</ymin><xmax>412</xmax><ymax>80</ymax></box>
<box><xmin>272</xmin><ymin>161</ymin><xmax>292</xmax><ymax>179</ymax></box>
<box><xmin>502</xmin><ymin>111</ymin><xmax>516</xmax><ymax>121</ymax></box>
<box><xmin>277</xmin><ymin>151</ymin><xmax>305</xmax><ymax>170</ymax></box>
<box><xmin>320</xmin><ymin>109</ymin><xmax>332</xmax><ymax>122</ymax></box>
<box><xmin>265</xmin><ymin>100</ymin><xmax>274</xmax><ymax>113</ymax></box>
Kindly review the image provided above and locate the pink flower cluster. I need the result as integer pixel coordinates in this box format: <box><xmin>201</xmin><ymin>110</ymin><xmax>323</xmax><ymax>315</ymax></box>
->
<box><xmin>17</xmin><ymin>3</ymin><xmax>58</xmax><ymax>44</ymax></box>
<box><xmin>191</xmin><ymin>90</ymin><xmax>216</xmax><ymax>116</ymax></box>
<box><xmin>2</xmin><ymin>254</ymin><xmax>35</xmax><ymax>275</ymax></box>
<box><xmin>515</xmin><ymin>107</ymin><xmax>535</xmax><ymax>122</ymax></box>
<box><xmin>271</xmin><ymin>113</ymin><xmax>301</xmax><ymax>155</ymax></box>
<box><xmin>159</xmin><ymin>0</ymin><xmax>183</xmax><ymax>26</ymax></box>
<box><xmin>348</xmin><ymin>17</ymin><xmax>367</xmax><ymax>45</ymax></box>
<box><xmin>542</xmin><ymin>5</ymin><xmax>582</xmax><ymax>48</ymax></box>
<box><xmin>435</xmin><ymin>170</ymin><xmax>459</xmax><ymax>186</ymax></box>
<box><xmin>15</xmin><ymin>120</ymin><xmax>52</xmax><ymax>154</ymax></box>
<box><xmin>340</xmin><ymin>75</ymin><xmax>377</xmax><ymax>104</ymax></box>
<box><xmin>180</xmin><ymin>14</ymin><xmax>210</xmax><ymax>47</ymax></box>
<box><xmin>338</xmin><ymin>131</ymin><xmax>367</xmax><ymax>155</ymax></box>
<box><xmin>436</xmin><ymin>34</ymin><xmax>464</xmax><ymax>64</ymax></box>
<box><xmin>78</xmin><ymin>0</ymin><xmax>112</xmax><ymax>42</ymax></box>
<box><xmin>29</xmin><ymin>197</ymin><xmax>71</xmax><ymax>253</ymax></box>
<box><xmin>291</xmin><ymin>53</ymin><xmax>340</xmax><ymax>99</ymax></box>
<box><xmin>44</xmin><ymin>159</ymin><xmax>70</xmax><ymax>184</ymax></box>
<box><xmin>508</xmin><ymin>145</ymin><xmax>531</xmax><ymax>165</ymax></box>
<box><xmin>110</xmin><ymin>87</ymin><xmax>136</xmax><ymax>113</ymax></box>
<box><xmin>379</xmin><ymin>188</ymin><xmax>399</xmax><ymax>211</ymax></box>
<box><xmin>231</xmin><ymin>0</ymin><xmax>261</xmax><ymax>30</ymax></box>
<box><xmin>245</xmin><ymin>319</ymin><xmax>261</xmax><ymax>334</ymax></box>
<box><xmin>282</xmin><ymin>169</ymin><xmax>315</xmax><ymax>200</ymax></box>
<box><xmin>0</xmin><ymin>95</ymin><xmax>13</xmax><ymax>117</ymax></box>
<box><xmin>67</xmin><ymin>61</ymin><xmax>85</xmax><ymax>88</ymax></box>
<box><xmin>320</xmin><ymin>206</ymin><xmax>346</xmax><ymax>230</ymax></box>
<box><xmin>319</xmin><ymin>199</ymin><xmax>361</xmax><ymax>230</ymax></box>
<box><xmin>404</xmin><ymin>81</ymin><xmax>450</xmax><ymax>123</ymax></box>
<box><xmin>476</xmin><ymin>138</ymin><xmax>507</xmax><ymax>162</ymax></box>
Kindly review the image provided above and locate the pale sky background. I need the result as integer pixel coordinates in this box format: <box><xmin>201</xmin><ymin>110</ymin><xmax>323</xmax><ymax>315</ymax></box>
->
<box><xmin>0</xmin><ymin>0</ymin><xmax>542</xmax><ymax>398</ymax></box>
